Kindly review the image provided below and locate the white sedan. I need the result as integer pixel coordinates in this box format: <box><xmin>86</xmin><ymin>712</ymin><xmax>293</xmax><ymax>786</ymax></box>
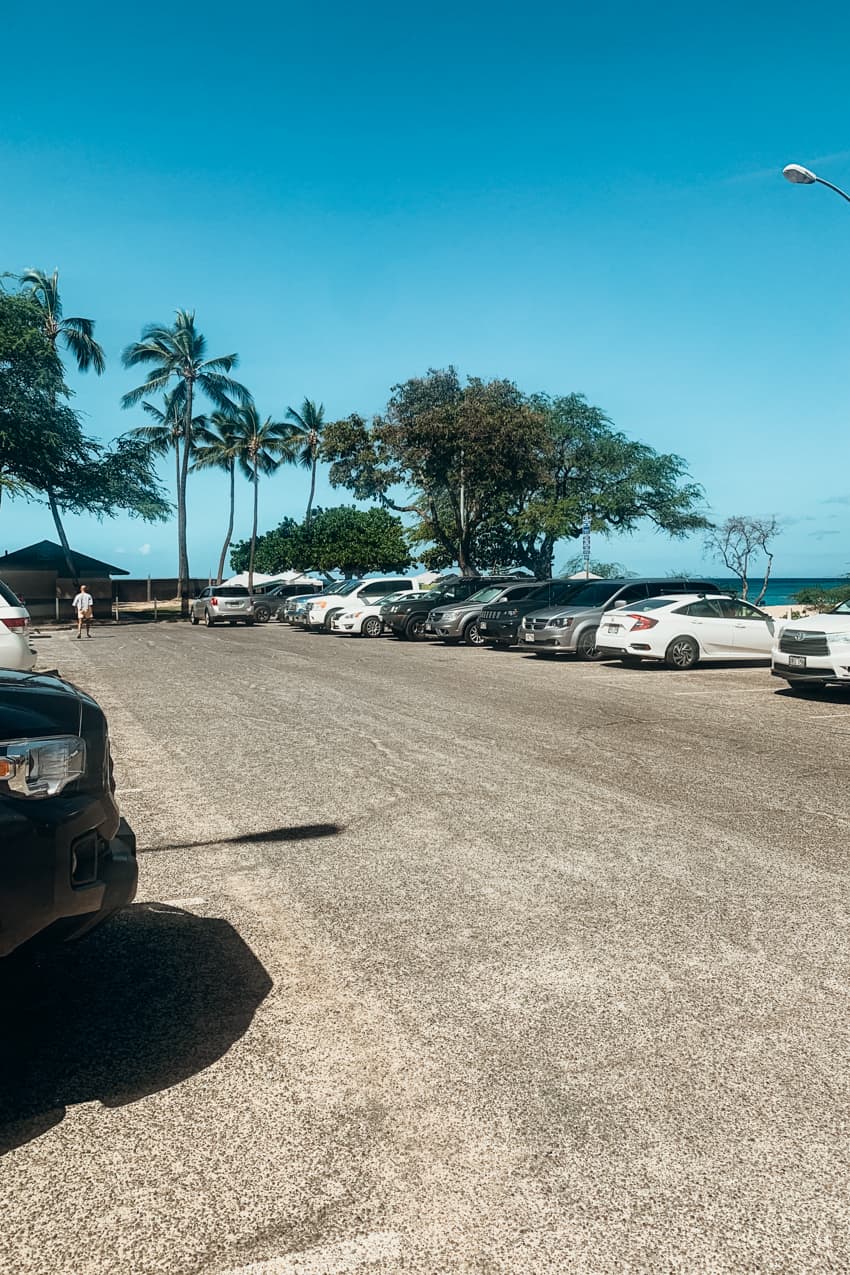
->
<box><xmin>598</xmin><ymin>593</ymin><xmax>776</xmax><ymax>669</ymax></box>
<box><xmin>330</xmin><ymin>590</ymin><xmax>413</xmax><ymax>638</ymax></box>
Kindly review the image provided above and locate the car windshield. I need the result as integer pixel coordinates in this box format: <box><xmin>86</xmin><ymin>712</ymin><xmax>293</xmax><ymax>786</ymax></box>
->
<box><xmin>0</xmin><ymin>580</ymin><xmax>23</xmax><ymax>607</ymax></box>
<box><xmin>618</xmin><ymin>597</ymin><xmax>682</xmax><ymax>613</ymax></box>
<box><xmin>554</xmin><ymin>580</ymin><xmax>623</xmax><ymax>607</ymax></box>
<box><xmin>831</xmin><ymin>598</ymin><xmax>850</xmax><ymax>614</ymax></box>
<box><xmin>549</xmin><ymin>582</ymin><xmax>585</xmax><ymax>606</ymax></box>
<box><xmin>467</xmin><ymin>585</ymin><xmax>506</xmax><ymax>603</ymax></box>
<box><xmin>326</xmin><ymin>580</ymin><xmax>360</xmax><ymax>596</ymax></box>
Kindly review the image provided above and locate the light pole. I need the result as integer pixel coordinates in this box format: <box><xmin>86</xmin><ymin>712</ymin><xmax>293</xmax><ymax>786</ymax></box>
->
<box><xmin>783</xmin><ymin>163</ymin><xmax>850</xmax><ymax>205</ymax></box>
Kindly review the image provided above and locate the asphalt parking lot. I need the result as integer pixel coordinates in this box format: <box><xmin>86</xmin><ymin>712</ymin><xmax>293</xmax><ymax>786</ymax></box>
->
<box><xmin>3</xmin><ymin>621</ymin><xmax>850</xmax><ymax>1274</ymax></box>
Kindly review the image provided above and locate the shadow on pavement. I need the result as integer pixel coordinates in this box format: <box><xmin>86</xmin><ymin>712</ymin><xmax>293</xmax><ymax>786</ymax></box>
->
<box><xmin>140</xmin><ymin>822</ymin><xmax>344</xmax><ymax>854</ymax></box>
<box><xmin>0</xmin><ymin>903</ymin><xmax>272</xmax><ymax>1156</ymax></box>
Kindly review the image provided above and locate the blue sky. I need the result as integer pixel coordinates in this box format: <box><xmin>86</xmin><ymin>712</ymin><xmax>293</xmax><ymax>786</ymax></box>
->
<box><xmin>3</xmin><ymin>0</ymin><xmax>850</xmax><ymax>578</ymax></box>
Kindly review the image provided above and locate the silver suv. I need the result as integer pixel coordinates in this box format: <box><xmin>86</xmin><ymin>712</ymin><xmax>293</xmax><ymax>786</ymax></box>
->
<box><xmin>427</xmin><ymin>581</ymin><xmax>541</xmax><ymax>645</ymax></box>
<box><xmin>190</xmin><ymin>585</ymin><xmax>255</xmax><ymax>627</ymax></box>
<box><xmin>520</xmin><ymin>577</ymin><xmax>722</xmax><ymax>659</ymax></box>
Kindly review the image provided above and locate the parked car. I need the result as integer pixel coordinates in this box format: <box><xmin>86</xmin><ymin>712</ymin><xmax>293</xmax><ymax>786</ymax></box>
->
<box><xmin>0</xmin><ymin>578</ymin><xmax>36</xmax><ymax>672</ymax></box>
<box><xmin>252</xmin><ymin>581</ymin><xmax>322</xmax><ymax>624</ymax></box>
<box><xmin>0</xmin><ymin>670</ymin><xmax>138</xmax><ymax>957</ymax></box>
<box><xmin>385</xmin><ymin>575</ymin><xmax>531</xmax><ymax>640</ymax></box>
<box><xmin>771</xmin><ymin>597</ymin><xmax>850</xmax><ymax>692</ymax></box>
<box><xmin>427</xmin><ymin>582</ymin><xmax>543</xmax><ymax>646</ymax></box>
<box><xmin>598</xmin><ymin>594</ymin><xmax>775</xmax><ymax>668</ymax></box>
<box><xmin>306</xmin><ymin>577</ymin><xmax>419</xmax><ymax>631</ymax></box>
<box><xmin>190</xmin><ymin>585</ymin><xmax>255</xmax><ymax>627</ymax></box>
<box><xmin>520</xmin><ymin>577</ymin><xmax>724</xmax><ymax>659</ymax></box>
<box><xmin>479</xmin><ymin>580</ymin><xmax>584</xmax><ymax>647</ymax></box>
<box><xmin>331</xmin><ymin>588</ymin><xmax>426</xmax><ymax>637</ymax></box>
<box><xmin>286</xmin><ymin>579</ymin><xmax>358</xmax><ymax>626</ymax></box>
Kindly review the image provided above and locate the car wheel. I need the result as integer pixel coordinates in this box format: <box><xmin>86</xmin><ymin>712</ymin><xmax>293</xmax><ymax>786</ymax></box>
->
<box><xmin>665</xmin><ymin>635</ymin><xmax>699</xmax><ymax>669</ymax></box>
<box><xmin>323</xmin><ymin>611</ymin><xmax>339</xmax><ymax>631</ymax></box>
<box><xmin>362</xmin><ymin>616</ymin><xmax>382</xmax><ymax>638</ymax></box>
<box><xmin>254</xmin><ymin>604</ymin><xmax>271</xmax><ymax>623</ymax></box>
<box><xmin>204</xmin><ymin>610</ymin><xmax>215</xmax><ymax>627</ymax></box>
<box><xmin>576</xmin><ymin>627</ymin><xmax>604</xmax><ymax>660</ymax></box>
<box><xmin>620</xmin><ymin>654</ymin><xmax>643</xmax><ymax>666</ymax></box>
<box><xmin>464</xmin><ymin>620</ymin><xmax>486</xmax><ymax>647</ymax></box>
<box><xmin>405</xmin><ymin>615</ymin><xmax>426</xmax><ymax>640</ymax></box>
<box><xmin>190</xmin><ymin>612</ymin><xmax>199</xmax><ymax>625</ymax></box>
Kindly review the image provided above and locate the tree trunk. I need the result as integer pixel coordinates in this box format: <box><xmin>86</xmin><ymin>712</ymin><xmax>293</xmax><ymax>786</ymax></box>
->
<box><xmin>248</xmin><ymin>457</ymin><xmax>259</xmax><ymax>593</ymax></box>
<box><xmin>217</xmin><ymin>462</ymin><xmax>235</xmax><ymax>585</ymax></box>
<box><xmin>755</xmin><ymin>551</ymin><xmax>774</xmax><ymax>607</ymax></box>
<box><xmin>46</xmin><ymin>485</ymin><xmax>80</xmax><ymax>588</ymax></box>
<box><xmin>177</xmin><ymin>380</ymin><xmax>193</xmax><ymax>614</ymax></box>
<box><xmin>305</xmin><ymin>446</ymin><xmax>317</xmax><ymax>524</ymax></box>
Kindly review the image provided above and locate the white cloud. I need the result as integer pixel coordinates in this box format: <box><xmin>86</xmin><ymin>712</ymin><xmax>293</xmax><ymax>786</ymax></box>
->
<box><xmin>138</xmin><ymin>543</ymin><xmax>152</xmax><ymax>556</ymax></box>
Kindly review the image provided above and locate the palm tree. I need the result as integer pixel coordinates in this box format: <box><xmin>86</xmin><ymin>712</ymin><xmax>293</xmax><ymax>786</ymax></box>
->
<box><xmin>285</xmin><ymin>398</ymin><xmax>326</xmax><ymax>523</ymax></box>
<box><xmin>230</xmin><ymin>404</ymin><xmax>300</xmax><ymax>591</ymax></box>
<box><xmin>190</xmin><ymin>410</ymin><xmax>242</xmax><ymax>584</ymax></box>
<box><xmin>121</xmin><ymin>311</ymin><xmax>250</xmax><ymax>606</ymax></box>
<box><xmin>20</xmin><ymin>268</ymin><xmax>105</xmax><ymax>579</ymax></box>
<box><xmin>124</xmin><ymin>387</ymin><xmax>206</xmax><ymax>509</ymax></box>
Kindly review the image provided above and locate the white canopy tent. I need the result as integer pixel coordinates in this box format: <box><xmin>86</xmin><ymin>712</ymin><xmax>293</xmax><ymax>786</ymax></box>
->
<box><xmin>222</xmin><ymin>570</ymin><xmax>323</xmax><ymax>590</ymax></box>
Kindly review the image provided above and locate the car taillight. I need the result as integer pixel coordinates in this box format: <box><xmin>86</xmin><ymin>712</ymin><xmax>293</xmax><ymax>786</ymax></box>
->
<box><xmin>627</xmin><ymin>614</ymin><xmax>657</xmax><ymax>631</ymax></box>
<box><xmin>210</xmin><ymin>597</ymin><xmax>218</xmax><ymax>606</ymax></box>
<box><xmin>4</xmin><ymin>618</ymin><xmax>26</xmax><ymax>630</ymax></box>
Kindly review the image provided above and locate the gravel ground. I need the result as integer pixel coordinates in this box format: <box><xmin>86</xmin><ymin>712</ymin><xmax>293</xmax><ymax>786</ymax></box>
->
<box><xmin>2</xmin><ymin>621</ymin><xmax>849</xmax><ymax>1274</ymax></box>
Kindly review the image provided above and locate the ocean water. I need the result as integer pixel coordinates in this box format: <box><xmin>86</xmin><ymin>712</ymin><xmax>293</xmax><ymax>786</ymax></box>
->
<box><xmin>708</xmin><ymin>578</ymin><xmax>848</xmax><ymax>605</ymax></box>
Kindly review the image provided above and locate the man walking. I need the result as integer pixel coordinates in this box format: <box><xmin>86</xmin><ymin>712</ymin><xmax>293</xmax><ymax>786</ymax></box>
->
<box><xmin>72</xmin><ymin>584</ymin><xmax>94</xmax><ymax>639</ymax></box>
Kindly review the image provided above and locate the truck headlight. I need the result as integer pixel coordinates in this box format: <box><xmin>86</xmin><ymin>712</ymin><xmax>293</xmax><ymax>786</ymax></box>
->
<box><xmin>827</xmin><ymin>631</ymin><xmax>850</xmax><ymax>648</ymax></box>
<box><xmin>0</xmin><ymin>736</ymin><xmax>86</xmax><ymax>798</ymax></box>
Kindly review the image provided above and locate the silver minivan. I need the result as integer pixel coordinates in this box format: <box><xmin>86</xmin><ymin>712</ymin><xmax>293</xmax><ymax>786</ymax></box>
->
<box><xmin>520</xmin><ymin>577</ymin><xmax>723</xmax><ymax>659</ymax></box>
<box><xmin>190</xmin><ymin>585</ymin><xmax>255</xmax><ymax>627</ymax></box>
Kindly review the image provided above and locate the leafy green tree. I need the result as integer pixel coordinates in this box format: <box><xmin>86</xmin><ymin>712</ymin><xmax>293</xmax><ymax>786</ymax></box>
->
<box><xmin>558</xmin><ymin>554</ymin><xmax>635</xmax><ymax>579</ymax></box>
<box><xmin>230</xmin><ymin>505</ymin><xmax>412</xmax><ymax>577</ymax></box>
<box><xmin>322</xmin><ymin>368</ymin><xmax>548</xmax><ymax>574</ymax></box>
<box><xmin>0</xmin><ymin>287</ymin><xmax>169</xmax><ymax>564</ymax></box>
<box><xmin>190</xmin><ymin>410</ymin><xmax>242</xmax><ymax>584</ymax></box>
<box><xmin>121</xmin><ymin>311</ymin><xmax>250</xmax><ymax>603</ymax></box>
<box><xmin>19</xmin><ymin>269</ymin><xmax>106</xmax><ymax>573</ymax></box>
<box><xmin>285</xmin><ymin>398</ymin><xmax>326</xmax><ymax>524</ymax></box>
<box><xmin>508</xmin><ymin>394</ymin><xmax>709</xmax><ymax>577</ymax></box>
<box><xmin>228</xmin><ymin>403</ymin><xmax>300</xmax><ymax>590</ymax></box>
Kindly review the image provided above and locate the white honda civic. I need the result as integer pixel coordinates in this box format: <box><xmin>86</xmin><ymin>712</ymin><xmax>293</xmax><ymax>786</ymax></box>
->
<box><xmin>598</xmin><ymin>593</ymin><xmax>776</xmax><ymax>669</ymax></box>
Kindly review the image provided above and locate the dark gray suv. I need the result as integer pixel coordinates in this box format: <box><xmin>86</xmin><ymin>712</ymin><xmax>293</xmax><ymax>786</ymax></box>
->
<box><xmin>520</xmin><ymin>577</ymin><xmax>723</xmax><ymax>659</ymax></box>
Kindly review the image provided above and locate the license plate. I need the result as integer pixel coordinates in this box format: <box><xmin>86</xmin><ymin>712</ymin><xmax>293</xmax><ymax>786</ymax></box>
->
<box><xmin>524</xmin><ymin>632</ymin><xmax>535</xmax><ymax>643</ymax></box>
<box><xmin>788</xmin><ymin>654</ymin><xmax>806</xmax><ymax>668</ymax></box>
<box><xmin>225</xmin><ymin>602</ymin><xmax>241</xmax><ymax>608</ymax></box>
<box><xmin>606</xmin><ymin>625</ymin><xmax>619</xmax><ymax>634</ymax></box>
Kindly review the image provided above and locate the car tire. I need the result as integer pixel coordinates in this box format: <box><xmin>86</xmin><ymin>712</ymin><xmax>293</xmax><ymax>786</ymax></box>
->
<box><xmin>254</xmin><ymin>605</ymin><xmax>271</xmax><ymax>623</ymax></box>
<box><xmin>204</xmin><ymin>610</ymin><xmax>215</xmax><ymax>627</ymax></box>
<box><xmin>620</xmin><ymin>654</ymin><xmax>643</xmax><ymax>666</ymax></box>
<box><xmin>405</xmin><ymin>615</ymin><xmax>427</xmax><ymax>640</ymax></box>
<box><xmin>190</xmin><ymin>612</ymin><xmax>199</xmax><ymax>625</ymax></box>
<box><xmin>463</xmin><ymin>620</ymin><xmax>486</xmax><ymax>647</ymax></box>
<box><xmin>665</xmin><ymin>635</ymin><xmax>699</xmax><ymax>669</ymax></box>
<box><xmin>324</xmin><ymin>611</ymin><xmax>340</xmax><ymax>632</ymax></box>
<box><xmin>362</xmin><ymin>616</ymin><xmax>382</xmax><ymax>638</ymax></box>
<box><xmin>576</xmin><ymin>627</ymin><xmax>604</xmax><ymax>660</ymax></box>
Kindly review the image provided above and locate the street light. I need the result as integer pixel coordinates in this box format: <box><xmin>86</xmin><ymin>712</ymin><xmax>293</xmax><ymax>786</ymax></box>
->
<box><xmin>783</xmin><ymin>163</ymin><xmax>850</xmax><ymax>204</ymax></box>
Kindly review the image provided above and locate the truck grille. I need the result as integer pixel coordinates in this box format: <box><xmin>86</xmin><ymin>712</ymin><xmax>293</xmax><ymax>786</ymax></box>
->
<box><xmin>779</xmin><ymin>631</ymin><xmax>829</xmax><ymax>656</ymax></box>
<box><xmin>532</xmin><ymin>618</ymin><xmax>550</xmax><ymax>630</ymax></box>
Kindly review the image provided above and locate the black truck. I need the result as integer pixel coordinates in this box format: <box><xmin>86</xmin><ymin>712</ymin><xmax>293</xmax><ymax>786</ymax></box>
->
<box><xmin>0</xmin><ymin>671</ymin><xmax>137</xmax><ymax>958</ymax></box>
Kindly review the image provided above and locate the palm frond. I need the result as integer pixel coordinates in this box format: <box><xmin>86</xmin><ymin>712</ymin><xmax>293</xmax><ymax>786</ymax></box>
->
<box><xmin>121</xmin><ymin>369</ymin><xmax>174</xmax><ymax>407</ymax></box>
<box><xmin>61</xmin><ymin>322</ymin><xmax>106</xmax><ymax>374</ymax></box>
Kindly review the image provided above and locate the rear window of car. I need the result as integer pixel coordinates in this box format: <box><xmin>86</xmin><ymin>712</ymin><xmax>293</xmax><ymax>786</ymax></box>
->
<box><xmin>625</xmin><ymin>597</ymin><xmax>682</xmax><ymax>613</ymax></box>
<box><xmin>0</xmin><ymin>580</ymin><xmax>22</xmax><ymax>607</ymax></box>
<box><xmin>214</xmin><ymin>587</ymin><xmax>249</xmax><ymax>597</ymax></box>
